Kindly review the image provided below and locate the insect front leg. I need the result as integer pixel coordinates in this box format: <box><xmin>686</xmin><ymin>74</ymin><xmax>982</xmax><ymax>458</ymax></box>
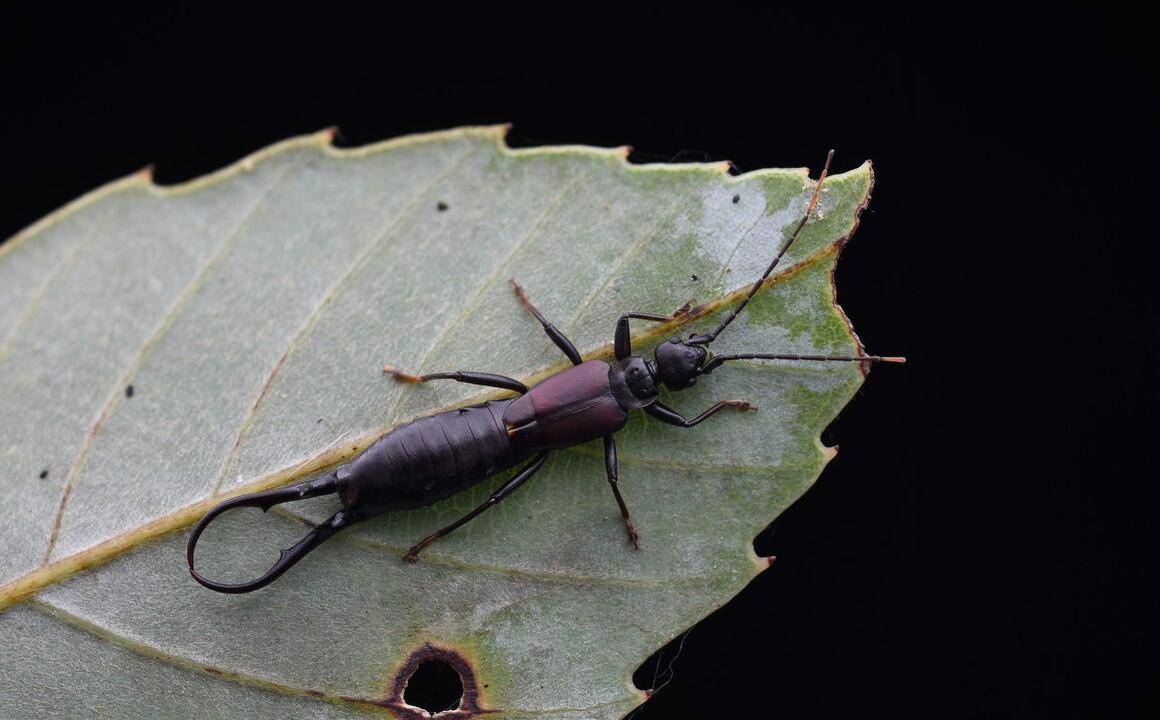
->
<box><xmin>383</xmin><ymin>368</ymin><xmax>528</xmax><ymax>394</ymax></box>
<box><xmin>403</xmin><ymin>452</ymin><xmax>551</xmax><ymax>562</ymax></box>
<box><xmin>603</xmin><ymin>435</ymin><xmax>640</xmax><ymax>549</ymax></box>
<box><xmin>644</xmin><ymin>399</ymin><xmax>755</xmax><ymax>427</ymax></box>
<box><xmin>508</xmin><ymin>278</ymin><xmax>583</xmax><ymax>365</ymax></box>
<box><xmin>613</xmin><ymin>312</ymin><xmax>672</xmax><ymax>359</ymax></box>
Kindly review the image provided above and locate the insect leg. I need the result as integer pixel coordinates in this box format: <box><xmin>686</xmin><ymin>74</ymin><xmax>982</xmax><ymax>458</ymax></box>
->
<box><xmin>509</xmin><ymin>279</ymin><xmax>583</xmax><ymax>365</ymax></box>
<box><xmin>603</xmin><ymin>435</ymin><xmax>640</xmax><ymax>549</ymax></box>
<box><xmin>614</xmin><ymin>312</ymin><xmax>672</xmax><ymax>360</ymax></box>
<box><xmin>383</xmin><ymin>368</ymin><xmax>528</xmax><ymax>394</ymax></box>
<box><xmin>403</xmin><ymin>451</ymin><xmax>551</xmax><ymax>562</ymax></box>
<box><xmin>644</xmin><ymin>399</ymin><xmax>754</xmax><ymax>427</ymax></box>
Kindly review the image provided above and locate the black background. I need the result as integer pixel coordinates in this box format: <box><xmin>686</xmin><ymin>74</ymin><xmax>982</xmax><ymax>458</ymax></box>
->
<box><xmin>2</xmin><ymin>4</ymin><xmax>1152</xmax><ymax>718</ymax></box>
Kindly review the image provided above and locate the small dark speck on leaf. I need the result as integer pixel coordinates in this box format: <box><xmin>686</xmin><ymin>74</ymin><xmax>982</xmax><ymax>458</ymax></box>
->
<box><xmin>436</xmin><ymin>201</ymin><xmax>449</xmax><ymax>212</ymax></box>
<box><xmin>317</xmin><ymin>418</ymin><xmax>323</xmax><ymax>423</ymax></box>
<box><xmin>732</xmin><ymin>194</ymin><xmax>740</xmax><ymax>204</ymax></box>
<box><xmin>125</xmin><ymin>385</ymin><xmax>134</xmax><ymax>398</ymax></box>
<box><xmin>39</xmin><ymin>469</ymin><xmax>48</xmax><ymax>479</ymax></box>
<box><xmin>691</xmin><ymin>274</ymin><xmax>698</xmax><ymax>281</ymax></box>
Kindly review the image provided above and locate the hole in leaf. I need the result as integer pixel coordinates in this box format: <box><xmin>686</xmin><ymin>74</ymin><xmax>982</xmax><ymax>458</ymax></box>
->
<box><xmin>403</xmin><ymin>659</ymin><xmax>463</xmax><ymax>714</ymax></box>
<box><xmin>386</xmin><ymin>644</ymin><xmax>485</xmax><ymax>718</ymax></box>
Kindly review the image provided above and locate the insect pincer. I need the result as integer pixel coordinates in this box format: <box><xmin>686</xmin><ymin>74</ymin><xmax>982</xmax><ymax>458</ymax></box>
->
<box><xmin>187</xmin><ymin>472</ymin><xmax>359</xmax><ymax>594</ymax></box>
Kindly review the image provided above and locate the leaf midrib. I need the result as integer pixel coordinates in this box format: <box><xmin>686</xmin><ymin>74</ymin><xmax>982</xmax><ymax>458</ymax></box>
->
<box><xmin>211</xmin><ymin>143</ymin><xmax>486</xmax><ymax>495</ymax></box>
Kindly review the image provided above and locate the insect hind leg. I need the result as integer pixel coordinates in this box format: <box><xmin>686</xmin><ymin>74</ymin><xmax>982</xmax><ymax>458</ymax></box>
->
<box><xmin>404</xmin><ymin>452</ymin><xmax>550</xmax><ymax>562</ymax></box>
<box><xmin>509</xmin><ymin>279</ymin><xmax>583</xmax><ymax>365</ymax></box>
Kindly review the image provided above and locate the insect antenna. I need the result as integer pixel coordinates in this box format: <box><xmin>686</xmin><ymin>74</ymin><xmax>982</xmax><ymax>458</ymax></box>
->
<box><xmin>689</xmin><ymin>149</ymin><xmax>835</xmax><ymax>345</ymax></box>
<box><xmin>701</xmin><ymin>352</ymin><xmax>905</xmax><ymax>374</ymax></box>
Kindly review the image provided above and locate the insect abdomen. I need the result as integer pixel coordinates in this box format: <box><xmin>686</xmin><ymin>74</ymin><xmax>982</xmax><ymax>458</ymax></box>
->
<box><xmin>335</xmin><ymin>398</ymin><xmax>533</xmax><ymax>515</ymax></box>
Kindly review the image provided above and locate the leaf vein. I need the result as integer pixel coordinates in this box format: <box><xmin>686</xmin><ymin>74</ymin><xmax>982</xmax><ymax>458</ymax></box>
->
<box><xmin>42</xmin><ymin>156</ymin><xmax>309</xmax><ymax>564</ymax></box>
<box><xmin>272</xmin><ymin>508</ymin><xmax>720</xmax><ymax>589</ymax></box>
<box><xmin>709</xmin><ymin>187</ymin><xmax>807</xmax><ymax>288</ymax></box>
<box><xmin>28</xmin><ymin>599</ymin><xmax>375</xmax><ymax>714</ymax></box>
<box><xmin>0</xmin><ymin>209</ymin><xmax>117</xmax><ymax>362</ymax></box>
<box><xmin>385</xmin><ymin>163</ymin><xmax>592</xmax><ymax>424</ymax></box>
<box><xmin>414</xmin><ymin>166</ymin><xmax>591</xmax><ymax>374</ymax></box>
<box><xmin>563</xmin><ymin>192</ymin><xmax>690</xmax><ymax>335</ymax></box>
<box><xmin>212</xmin><ymin>143</ymin><xmax>483</xmax><ymax>494</ymax></box>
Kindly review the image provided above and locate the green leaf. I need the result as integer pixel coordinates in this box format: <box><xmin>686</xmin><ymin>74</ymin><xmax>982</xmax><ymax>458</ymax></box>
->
<box><xmin>0</xmin><ymin>126</ymin><xmax>874</xmax><ymax>718</ymax></box>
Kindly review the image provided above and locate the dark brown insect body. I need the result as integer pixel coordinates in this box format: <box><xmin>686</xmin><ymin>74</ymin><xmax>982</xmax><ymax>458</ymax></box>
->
<box><xmin>337</xmin><ymin>359</ymin><xmax>635</xmax><ymax>515</ymax></box>
<box><xmin>338</xmin><ymin>398</ymin><xmax>530</xmax><ymax>514</ymax></box>
<box><xmin>187</xmin><ymin>151</ymin><xmax>903</xmax><ymax>593</ymax></box>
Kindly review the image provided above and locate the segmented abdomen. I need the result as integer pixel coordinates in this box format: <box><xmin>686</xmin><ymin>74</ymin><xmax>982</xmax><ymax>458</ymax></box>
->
<box><xmin>335</xmin><ymin>398</ymin><xmax>533</xmax><ymax>515</ymax></box>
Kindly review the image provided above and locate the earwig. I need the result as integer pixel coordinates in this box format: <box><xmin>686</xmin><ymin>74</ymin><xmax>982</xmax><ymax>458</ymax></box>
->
<box><xmin>187</xmin><ymin>150</ymin><xmax>903</xmax><ymax>593</ymax></box>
